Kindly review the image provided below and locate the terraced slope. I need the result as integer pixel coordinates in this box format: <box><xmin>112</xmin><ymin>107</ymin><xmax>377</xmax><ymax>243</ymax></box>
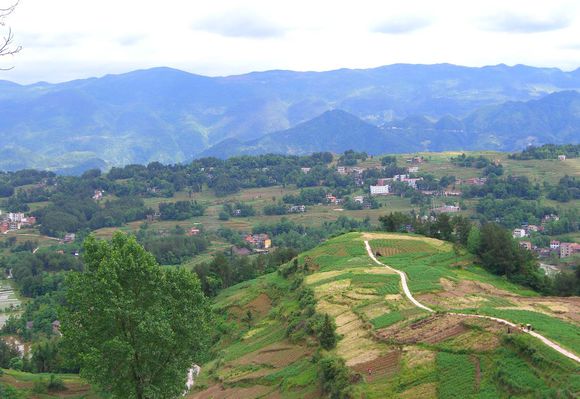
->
<box><xmin>190</xmin><ymin>232</ymin><xmax>580</xmax><ymax>398</ymax></box>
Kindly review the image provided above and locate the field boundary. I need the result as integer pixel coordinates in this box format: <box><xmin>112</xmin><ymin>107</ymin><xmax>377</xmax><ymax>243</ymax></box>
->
<box><xmin>364</xmin><ymin>240</ymin><xmax>580</xmax><ymax>363</ymax></box>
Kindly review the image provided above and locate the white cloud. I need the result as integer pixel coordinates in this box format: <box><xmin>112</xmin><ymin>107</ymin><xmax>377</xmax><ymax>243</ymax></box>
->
<box><xmin>1</xmin><ymin>0</ymin><xmax>580</xmax><ymax>83</ymax></box>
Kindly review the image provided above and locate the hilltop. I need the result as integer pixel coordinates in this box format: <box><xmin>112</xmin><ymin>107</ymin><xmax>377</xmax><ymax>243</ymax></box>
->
<box><xmin>1</xmin><ymin>64</ymin><xmax>580</xmax><ymax>170</ymax></box>
<box><xmin>203</xmin><ymin>92</ymin><xmax>580</xmax><ymax>157</ymax></box>
<box><xmin>189</xmin><ymin>233</ymin><xmax>579</xmax><ymax>398</ymax></box>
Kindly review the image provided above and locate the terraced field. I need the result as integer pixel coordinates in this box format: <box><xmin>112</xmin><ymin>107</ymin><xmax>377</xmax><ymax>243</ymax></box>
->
<box><xmin>0</xmin><ymin>280</ymin><xmax>21</xmax><ymax>329</ymax></box>
<box><xmin>190</xmin><ymin>232</ymin><xmax>579</xmax><ymax>398</ymax></box>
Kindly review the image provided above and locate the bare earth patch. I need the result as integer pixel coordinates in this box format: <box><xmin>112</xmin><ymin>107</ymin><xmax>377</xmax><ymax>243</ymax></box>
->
<box><xmin>232</xmin><ymin>342</ymin><xmax>311</xmax><ymax>368</ymax></box>
<box><xmin>189</xmin><ymin>384</ymin><xmax>274</xmax><ymax>399</ymax></box>
<box><xmin>351</xmin><ymin>350</ymin><xmax>402</xmax><ymax>382</ymax></box>
<box><xmin>377</xmin><ymin>314</ymin><xmax>469</xmax><ymax>345</ymax></box>
<box><xmin>419</xmin><ymin>278</ymin><xmax>580</xmax><ymax>325</ymax></box>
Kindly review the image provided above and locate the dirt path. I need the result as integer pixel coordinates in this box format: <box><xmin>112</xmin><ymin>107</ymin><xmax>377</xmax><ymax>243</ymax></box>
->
<box><xmin>364</xmin><ymin>240</ymin><xmax>580</xmax><ymax>364</ymax></box>
<box><xmin>365</xmin><ymin>241</ymin><xmax>433</xmax><ymax>312</ymax></box>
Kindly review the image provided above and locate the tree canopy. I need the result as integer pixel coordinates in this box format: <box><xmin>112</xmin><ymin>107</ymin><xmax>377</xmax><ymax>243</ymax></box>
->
<box><xmin>61</xmin><ymin>232</ymin><xmax>212</xmax><ymax>399</ymax></box>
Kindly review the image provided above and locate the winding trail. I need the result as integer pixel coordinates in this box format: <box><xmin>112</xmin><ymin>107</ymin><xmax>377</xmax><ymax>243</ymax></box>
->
<box><xmin>364</xmin><ymin>240</ymin><xmax>580</xmax><ymax>364</ymax></box>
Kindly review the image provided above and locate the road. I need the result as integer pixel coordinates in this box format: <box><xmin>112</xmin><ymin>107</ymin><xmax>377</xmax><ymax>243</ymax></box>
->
<box><xmin>364</xmin><ymin>240</ymin><xmax>580</xmax><ymax>364</ymax></box>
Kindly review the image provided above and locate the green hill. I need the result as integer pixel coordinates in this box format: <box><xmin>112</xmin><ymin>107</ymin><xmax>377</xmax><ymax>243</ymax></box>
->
<box><xmin>189</xmin><ymin>233</ymin><xmax>579</xmax><ymax>398</ymax></box>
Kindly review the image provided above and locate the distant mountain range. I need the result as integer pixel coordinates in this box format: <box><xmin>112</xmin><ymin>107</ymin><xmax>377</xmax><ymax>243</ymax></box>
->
<box><xmin>202</xmin><ymin>90</ymin><xmax>580</xmax><ymax>157</ymax></box>
<box><xmin>0</xmin><ymin>63</ymin><xmax>579</xmax><ymax>171</ymax></box>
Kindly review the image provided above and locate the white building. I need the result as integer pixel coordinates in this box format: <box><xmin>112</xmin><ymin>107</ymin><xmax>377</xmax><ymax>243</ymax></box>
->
<box><xmin>512</xmin><ymin>228</ymin><xmax>527</xmax><ymax>238</ymax></box>
<box><xmin>8</xmin><ymin>213</ymin><xmax>24</xmax><ymax>222</ymax></box>
<box><xmin>353</xmin><ymin>196</ymin><xmax>365</xmax><ymax>204</ymax></box>
<box><xmin>408</xmin><ymin>166</ymin><xmax>419</xmax><ymax>173</ymax></box>
<box><xmin>370</xmin><ymin>185</ymin><xmax>390</xmax><ymax>196</ymax></box>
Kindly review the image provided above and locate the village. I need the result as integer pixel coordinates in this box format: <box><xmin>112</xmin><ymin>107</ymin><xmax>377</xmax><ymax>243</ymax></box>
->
<box><xmin>513</xmin><ymin>220</ymin><xmax>580</xmax><ymax>259</ymax></box>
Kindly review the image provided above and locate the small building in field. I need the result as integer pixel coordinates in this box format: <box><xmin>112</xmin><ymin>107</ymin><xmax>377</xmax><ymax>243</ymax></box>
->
<box><xmin>326</xmin><ymin>194</ymin><xmax>338</xmax><ymax>204</ymax></box>
<box><xmin>245</xmin><ymin>234</ymin><xmax>272</xmax><ymax>249</ymax></box>
<box><xmin>526</xmin><ymin>225</ymin><xmax>540</xmax><ymax>233</ymax></box>
<box><xmin>370</xmin><ymin>185</ymin><xmax>390</xmax><ymax>196</ymax></box>
<box><xmin>93</xmin><ymin>190</ymin><xmax>103</xmax><ymax>201</ymax></box>
<box><xmin>187</xmin><ymin>228</ymin><xmax>201</xmax><ymax>236</ymax></box>
<box><xmin>558</xmin><ymin>155</ymin><xmax>566</xmax><ymax>161</ymax></box>
<box><xmin>433</xmin><ymin>205</ymin><xmax>460</xmax><ymax>213</ymax></box>
<box><xmin>288</xmin><ymin>205</ymin><xmax>306</xmax><ymax>213</ymax></box>
<box><xmin>63</xmin><ymin>233</ymin><xmax>76</xmax><ymax>243</ymax></box>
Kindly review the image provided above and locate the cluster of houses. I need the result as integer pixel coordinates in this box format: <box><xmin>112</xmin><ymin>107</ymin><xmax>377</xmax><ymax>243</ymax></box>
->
<box><xmin>244</xmin><ymin>233</ymin><xmax>272</xmax><ymax>250</ymax></box>
<box><xmin>370</xmin><ymin>174</ymin><xmax>425</xmax><ymax>196</ymax></box>
<box><xmin>232</xmin><ymin>233</ymin><xmax>273</xmax><ymax>256</ymax></box>
<box><xmin>519</xmin><ymin>239</ymin><xmax>580</xmax><ymax>259</ymax></box>
<box><xmin>514</xmin><ymin>217</ymin><xmax>579</xmax><ymax>258</ymax></box>
<box><xmin>0</xmin><ymin>212</ymin><xmax>37</xmax><ymax>233</ymax></box>
<box><xmin>512</xmin><ymin>215</ymin><xmax>560</xmax><ymax>239</ymax></box>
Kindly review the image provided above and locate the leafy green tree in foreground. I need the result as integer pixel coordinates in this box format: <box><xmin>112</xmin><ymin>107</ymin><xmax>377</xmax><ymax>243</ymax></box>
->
<box><xmin>61</xmin><ymin>232</ymin><xmax>212</xmax><ymax>399</ymax></box>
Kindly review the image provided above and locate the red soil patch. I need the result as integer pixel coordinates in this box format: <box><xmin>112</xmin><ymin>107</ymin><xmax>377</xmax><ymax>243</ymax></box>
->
<box><xmin>377</xmin><ymin>314</ymin><xmax>468</xmax><ymax>345</ymax></box>
<box><xmin>228</xmin><ymin>293</ymin><xmax>272</xmax><ymax>320</ymax></box>
<box><xmin>351</xmin><ymin>350</ymin><xmax>401</xmax><ymax>382</ymax></box>
<box><xmin>233</xmin><ymin>342</ymin><xmax>311</xmax><ymax>368</ymax></box>
<box><xmin>189</xmin><ymin>384</ymin><xmax>274</xmax><ymax>399</ymax></box>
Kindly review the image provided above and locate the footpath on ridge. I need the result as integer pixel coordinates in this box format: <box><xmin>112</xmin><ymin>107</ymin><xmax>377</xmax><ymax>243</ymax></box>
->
<box><xmin>364</xmin><ymin>240</ymin><xmax>580</xmax><ymax>364</ymax></box>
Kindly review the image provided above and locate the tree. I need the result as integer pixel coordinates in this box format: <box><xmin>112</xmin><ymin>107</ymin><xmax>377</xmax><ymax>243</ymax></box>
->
<box><xmin>318</xmin><ymin>313</ymin><xmax>337</xmax><ymax>350</ymax></box>
<box><xmin>466</xmin><ymin>226</ymin><xmax>480</xmax><ymax>254</ymax></box>
<box><xmin>61</xmin><ymin>232</ymin><xmax>212</xmax><ymax>399</ymax></box>
<box><xmin>0</xmin><ymin>1</ymin><xmax>21</xmax><ymax>68</ymax></box>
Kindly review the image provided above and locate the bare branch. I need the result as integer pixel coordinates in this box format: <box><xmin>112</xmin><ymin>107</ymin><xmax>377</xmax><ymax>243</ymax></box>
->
<box><xmin>0</xmin><ymin>1</ymin><xmax>20</xmax><ymax>70</ymax></box>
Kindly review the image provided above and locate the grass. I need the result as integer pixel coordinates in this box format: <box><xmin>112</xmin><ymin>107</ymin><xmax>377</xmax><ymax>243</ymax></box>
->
<box><xmin>0</xmin><ymin>369</ymin><xmax>100</xmax><ymax>398</ymax></box>
<box><xmin>461</xmin><ymin>308</ymin><xmax>580</xmax><ymax>355</ymax></box>
<box><xmin>492</xmin><ymin>349</ymin><xmax>548</xmax><ymax>395</ymax></box>
<box><xmin>380</xmin><ymin>252</ymin><xmax>456</xmax><ymax>293</ymax></box>
<box><xmin>370</xmin><ymin>311</ymin><xmax>404</xmax><ymax>329</ymax></box>
<box><xmin>436</xmin><ymin>352</ymin><xmax>476</xmax><ymax>398</ymax></box>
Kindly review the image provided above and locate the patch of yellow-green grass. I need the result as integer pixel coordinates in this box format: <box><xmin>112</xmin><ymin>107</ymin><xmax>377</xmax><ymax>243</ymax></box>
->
<box><xmin>0</xmin><ymin>369</ymin><xmax>100</xmax><ymax>398</ymax></box>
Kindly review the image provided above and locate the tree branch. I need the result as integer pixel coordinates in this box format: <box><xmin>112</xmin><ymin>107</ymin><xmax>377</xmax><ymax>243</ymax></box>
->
<box><xmin>0</xmin><ymin>1</ymin><xmax>21</xmax><ymax>70</ymax></box>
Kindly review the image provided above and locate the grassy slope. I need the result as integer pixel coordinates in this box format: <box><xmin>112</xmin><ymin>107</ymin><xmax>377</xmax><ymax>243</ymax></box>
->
<box><xmin>0</xmin><ymin>369</ymin><xmax>100</xmax><ymax>398</ymax></box>
<box><xmin>192</xmin><ymin>232</ymin><xmax>579</xmax><ymax>398</ymax></box>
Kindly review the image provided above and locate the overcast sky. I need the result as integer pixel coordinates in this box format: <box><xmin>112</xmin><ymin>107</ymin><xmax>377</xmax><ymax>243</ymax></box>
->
<box><xmin>2</xmin><ymin>0</ymin><xmax>580</xmax><ymax>83</ymax></box>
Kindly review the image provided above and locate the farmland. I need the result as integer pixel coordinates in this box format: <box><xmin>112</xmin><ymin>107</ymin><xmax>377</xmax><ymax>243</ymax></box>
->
<box><xmin>190</xmin><ymin>232</ymin><xmax>580</xmax><ymax>398</ymax></box>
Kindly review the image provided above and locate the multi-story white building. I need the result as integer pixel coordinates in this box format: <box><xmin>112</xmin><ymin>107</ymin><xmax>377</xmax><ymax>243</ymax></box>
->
<box><xmin>370</xmin><ymin>185</ymin><xmax>390</xmax><ymax>196</ymax></box>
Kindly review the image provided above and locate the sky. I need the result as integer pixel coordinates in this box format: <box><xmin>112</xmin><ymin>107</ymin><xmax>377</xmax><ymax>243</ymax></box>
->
<box><xmin>2</xmin><ymin>0</ymin><xmax>580</xmax><ymax>83</ymax></box>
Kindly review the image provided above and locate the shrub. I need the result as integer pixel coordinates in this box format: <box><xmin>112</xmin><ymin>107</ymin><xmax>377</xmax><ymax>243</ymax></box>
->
<box><xmin>319</xmin><ymin>355</ymin><xmax>354</xmax><ymax>399</ymax></box>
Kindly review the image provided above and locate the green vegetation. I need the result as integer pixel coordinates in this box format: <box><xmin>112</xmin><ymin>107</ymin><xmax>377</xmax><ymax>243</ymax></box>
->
<box><xmin>436</xmin><ymin>352</ymin><xmax>476</xmax><ymax>398</ymax></box>
<box><xmin>61</xmin><ymin>232</ymin><xmax>213</xmax><ymax>399</ymax></box>
<box><xmin>461</xmin><ymin>308</ymin><xmax>580</xmax><ymax>355</ymax></box>
<box><xmin>509</xmin><ymin>144</ymin><xmax>580</xmax><ymax>160</ymax></box>
<box><xmin>370</xmin><ymin>311</ymin><xmax>404</xmax><ymax>329</ymax></box>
